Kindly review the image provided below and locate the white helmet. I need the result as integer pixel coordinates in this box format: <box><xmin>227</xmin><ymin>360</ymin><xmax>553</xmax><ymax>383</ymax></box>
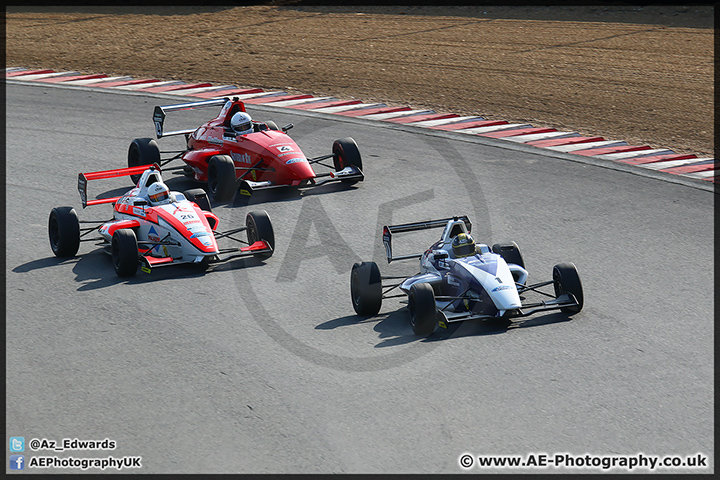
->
<box><xmin>148</xmin><ymin>181</ymin><xmax>171</xmax><ymax>205</ymax></box>
<box><xmin>230</xmin><ymin>112</ymin><xmax>253</xmax><ymax>135</ymax></box>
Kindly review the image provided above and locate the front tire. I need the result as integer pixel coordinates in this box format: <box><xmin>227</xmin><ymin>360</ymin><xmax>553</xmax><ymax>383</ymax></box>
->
<box><xmin>112</xmin><ymin>229</ymin><xmax>139</xmax><ymax>277</ymax></box>
<box><xmin>553</xmin><ymin>262</ymin><xmax>583</xmax><ymax>314</ymax></box>
<box><xmin>350</xmin><ymin>262</ymin><xmax>382</xmax><ymax>316</ymax></box>
<box><xmin>128</xmin><ymin>138</ymin><xmax>160</xmax><ymax>184</ymax></box>
<box><xmin>332</xmin><ymin>137</ymin><xmax>362</xmax><ymax>184</ymax></box>
<box><xmin>408</xmin><ymin>283</ymin><xmax>437</xmax><ymax>336</ymax></box>
<box><xmin>207</xmin><ymin>155</ymin><xmax>237</xmax><ymax>203</ymax></box>
<box><xmin>49</xmin><ymin>206</ymin><xmax>80</xmax><ymax>257</ymax></box>
<box><xmin>246</xmin><ymin>210</ymin><xmax>275</xmax><ymax>259</ymax></box>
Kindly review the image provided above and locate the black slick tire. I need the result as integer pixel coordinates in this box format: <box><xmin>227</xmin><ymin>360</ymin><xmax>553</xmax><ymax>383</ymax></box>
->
<box><xmin>112</xmin><ymin>229</ymin><xmax>139</xmax><ymax>277</ymax></box>
<box><xmin>207</xmin><ymin>155</ymin><xmax>237</xmax><ymax>203</ymax></box>
<box><xmin>332</xmin><ymin>137</ymin><xmax>362</xmax><ymax>184</ymax></box>
<box><xmin>128</xmin><ymin>138</ymin><xmax>160</xmax><ymax>184</ymax></box>
<box><xmin>48</xmin><ymin>206</ymin><xmax>81</xmax><ymax>257</ymax></box>
<box><xmin>553</xmin><ymin>262</ymin><xmax>584</xmax><ymax>314</ymax></box>
<box><xmin>408</xmin><ymin>283</ymin><xmax>437</xmax><ymax>336</ymax></box>
<box><xmin>350</xmin><ymin>262</ymin><xmax>382</xmax><ymax>316</ymax></box>
<box><xmin>246</xmin><ymin>210</ymin><xmax>275</xmax><ymax>259</ymax></box>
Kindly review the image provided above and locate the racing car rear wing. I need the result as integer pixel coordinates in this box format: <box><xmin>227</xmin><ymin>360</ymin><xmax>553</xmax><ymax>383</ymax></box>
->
<box><xmin>78</xmin><ymin>164</ymin><xmax>161</xmax><ymax>208</ymax></box>
<box><xmin>383</xmin><ymin>216</ymin><xmax>472</xmax><ymax>263</ymax></box>
<box><xmin>153</xmin><ymin>97</ymin><xmax>233</xmax><ymax>138</ymax></box>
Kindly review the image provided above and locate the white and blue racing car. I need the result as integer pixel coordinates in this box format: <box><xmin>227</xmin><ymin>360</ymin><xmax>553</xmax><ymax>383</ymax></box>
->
<box><xmin>350</xmin><ymin>216</ymin><xmax>584</xmax><ymax>336</ymax></box>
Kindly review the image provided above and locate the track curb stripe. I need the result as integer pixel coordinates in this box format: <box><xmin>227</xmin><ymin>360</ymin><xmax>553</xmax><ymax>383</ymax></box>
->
<box><xmin>191</xmin><ymin>87</ymin><xmax>264</xmax><ymax>98</ymax></box>
<box><xmin>6</xmin><ymin>67</ymin><xmax>714</xmax><ymax>183</ymax></box>
<box><xmin>478</xmin><ymin>127</ymin><xmax>557</xmax><ymax>139</ymax></box>
<box><xmin>33</xmin><ymin>73</ymin><xmax>109</xmax><ymax>83</ymax></box>
<box><xmin>93</xmin><ymin>78</ymin><xmax>161</xmax><ymax>87</ymax></box>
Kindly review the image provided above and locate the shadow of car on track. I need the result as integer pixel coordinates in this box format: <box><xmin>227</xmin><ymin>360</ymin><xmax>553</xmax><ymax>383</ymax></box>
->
<box><xmin>74</xmin><ymin>253</ymin><xmax>271</xmax><ymax>291</ymax></box>
<box><xmin>17</xmin><ymin>247</ymin><xmax>272</xmax><ymax>292</ymax></box>
<box><xmin>76</xmin><ymin>256</ymin><xmax>273</xmax><ymax>291</ymax></box>
<box><xmin>317</xmin><ymin>309</ymin><xmax>575</xmax><ymax>347</ymax></box>
<box><xmin>316</xmin><ymin>310</ymin><xmax>427</xmax><ymax>348</ymax></box>
<box><xmin>13</xmin><ymin>250</ymin><xmax>129</xmax><ymax>291</ymax></box>
<box><xmin>419</xmin><ymin>311</ymin><xmax>574</xmax><ymax>343</ymax></box>
<box><xmin>12</xmin><ymin>257</ymin><xmax>63</xmax><ymax>274</ymax></box>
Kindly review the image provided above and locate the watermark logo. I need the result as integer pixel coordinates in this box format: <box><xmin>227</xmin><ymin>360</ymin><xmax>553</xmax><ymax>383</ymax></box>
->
<box><xmin>10</xmin><ymin>455</ymin><xmax>25</xmax><ymax>470</ymax></box>
<box><xmin>10</xmin><ymin>437</ymin><xmax>25</xmax><ymax>452</ymax></box>
<box><xmin>229</xmin><ymin>134</ymin><xmax>492</xmax><ymax>371</ymax></box>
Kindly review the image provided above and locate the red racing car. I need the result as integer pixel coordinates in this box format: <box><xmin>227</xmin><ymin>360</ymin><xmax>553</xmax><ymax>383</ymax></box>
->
<box><xmin>127</xmin><ymin>97</ymin><xmax>364</xmax><ymax>202</ymax></box>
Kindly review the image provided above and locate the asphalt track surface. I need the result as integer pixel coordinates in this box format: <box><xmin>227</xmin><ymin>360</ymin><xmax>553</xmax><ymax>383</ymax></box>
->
<box><xmin>6</xmin><ymin>83</ymin><xmax>714</xmax><ymax>474</ymax></box>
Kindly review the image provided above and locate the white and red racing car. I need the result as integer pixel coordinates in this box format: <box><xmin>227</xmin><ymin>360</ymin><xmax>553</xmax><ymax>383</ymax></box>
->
<box><xmin>48</xmin><ymin>164</ymin><xmax>274</xmax><ymax>277</ymax></box>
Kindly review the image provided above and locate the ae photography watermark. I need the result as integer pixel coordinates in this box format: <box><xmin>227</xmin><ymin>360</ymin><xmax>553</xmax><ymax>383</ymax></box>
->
<box><xmin>458</xmin><ymin>452</ymin><xmax>710</xmax><ymax>472</ymax></box>
<box><xmin>8</xmin><ymin>436</ymin><xmax>142</xmax><ymax>472</ymax></box>
<box><xmin>230</xmin><ymin>135</ymin><xmax>493</xmax><ymax>372</ymax></box>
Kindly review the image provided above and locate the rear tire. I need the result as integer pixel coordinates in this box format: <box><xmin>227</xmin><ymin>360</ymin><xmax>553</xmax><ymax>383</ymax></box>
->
<box><xmin>350</xmin><ymin>262</ymin><xmax>382</xmax><ymax>316</ymax></box>
<box><xmin>408</xmin><ymin>283</ymin><xmax>437</xmax><ymax>336</ymax></box>
<box><xmin>246</xmin><ymin>210</ymin><xmax>275</xmax><ymax>259</ymax></box>
<box><xmin>553</xmin><ymin>262</ymin><xmax>583</xmax><ymax>314</ymax></box>
<box><xmin>48</xmin><ymin>206</ymin><xmax>80</xmax><ymax>257</ymax></box>
<box><xmin>112</xmin><ymin>229</ymin><xmax>139</xmax><ymax>277</ymax></box>
<box><xmin>183</xmin><ymin>188</ymin><xmax>212</xmax><ymax>212</ymax></box>
<box><xmin>207</xmin><ymin>155</ymin><xmax>237</xmax><ymax>203</ymax></box>
<box><xmin>128</xmin><ymin>138</ymin><xmax>160</xmax><ymax>184</ymax></box>
<box><xmin>332</xmin><ymin>137</ymin><xmax>362</xmax><ymax>184</ymax></box>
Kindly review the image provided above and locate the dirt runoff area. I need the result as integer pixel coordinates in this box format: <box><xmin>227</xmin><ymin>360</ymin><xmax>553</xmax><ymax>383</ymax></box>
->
<box><xmin>5</xmin><ymin>4</ymin><xmax>714</xmax><ymax>156</ymax></box>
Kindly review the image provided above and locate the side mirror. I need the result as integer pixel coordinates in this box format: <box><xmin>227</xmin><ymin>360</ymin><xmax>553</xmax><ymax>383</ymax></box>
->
<box><xmin>433</xmin><ymin>251</ymin><xmax>449</xmax><ymax>261</ymax></box>
<box><xmin>282</xmin><ymin>123</ymin><xmax>294</xmax><ymax>133</ymax></box>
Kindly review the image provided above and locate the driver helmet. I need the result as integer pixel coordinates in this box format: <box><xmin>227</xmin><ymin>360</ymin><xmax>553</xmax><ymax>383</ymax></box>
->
<box><xmin>452</xmin><ymin>233</ymin><xmax>476</xmax><ymax>258</ymax></box>
<box><xmin>230</xmin><ymin>112</ymin><xmax>253</xmax><ymax>135</ymax></box>
<box><xmin>148</xmin><ymin>181</ymin><xmax>171</xmax><ymax>205</ymax></box>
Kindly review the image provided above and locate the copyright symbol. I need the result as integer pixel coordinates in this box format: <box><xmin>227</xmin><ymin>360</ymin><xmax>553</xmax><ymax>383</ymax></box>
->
<box><xmin>460</xmin><ymin>454</ymin><xmax>474</xmax><ymax>468</ymax></box>
<box><xmin>30</xmin><ymin>438</ymin><xmax>40</xmax><ymax>451</ymax></box>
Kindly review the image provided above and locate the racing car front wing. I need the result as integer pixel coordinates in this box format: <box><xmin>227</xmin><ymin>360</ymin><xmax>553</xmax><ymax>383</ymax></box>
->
<box><xmin>434</xmin><ymin>292</ymin><xmax>580</xmax><ymax>328</ymax></box>
<box><xmin>137</xmin><ymin>240</ymin><xmax>273</xmax><ymax>273</ymax></box>
<box><xmin>237</xmin><ymin>165</ymin><xmax>364</xmax><ymax>196</ymax></box>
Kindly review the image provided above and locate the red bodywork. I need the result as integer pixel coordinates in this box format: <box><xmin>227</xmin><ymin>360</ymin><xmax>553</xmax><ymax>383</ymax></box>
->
<box><xmin>181</xmin><ymin>100</ymin><xmax>316</xmax><ymax>185</ymax></box>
